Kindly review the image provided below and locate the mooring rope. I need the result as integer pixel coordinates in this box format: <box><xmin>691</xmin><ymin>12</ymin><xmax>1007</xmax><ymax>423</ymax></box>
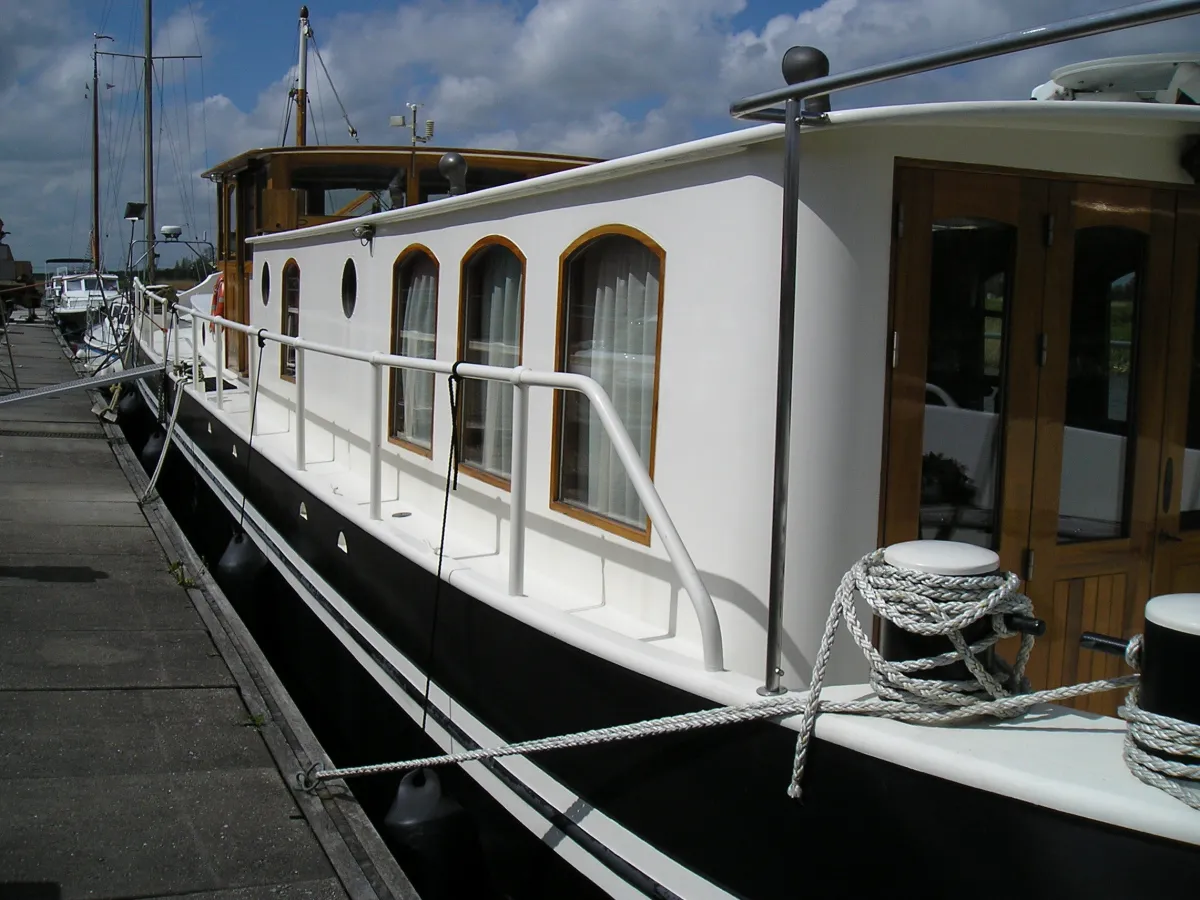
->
<box><xmin>300</xmin><ymin>551</ymin><xmax>1149</xmax><ymax>799</ymax></box>
<box><xmin>1118</xmin><ymin>635</ymin><xmax>1200</xmax><ymax>811</ymax></box>
<box><xmin>140</xmin><ymin>371</ymin><xmax>190</xmax><ymax>502</ymax></box>
<box><xmin>235</xmin><ymin>330</ymin><xmax>268</xmax><ymax>534</ymax></box>
<box><xmin>420</xmin><ymin>362</ymin><xmax>463</xmax><ymax>734</ymax></box>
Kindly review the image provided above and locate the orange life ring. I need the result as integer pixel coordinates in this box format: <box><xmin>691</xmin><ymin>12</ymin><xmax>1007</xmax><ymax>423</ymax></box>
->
<box><xmin>209</xmin><ymin>274</ymin><xmax>225</xmax><ymax>332</ymax></box>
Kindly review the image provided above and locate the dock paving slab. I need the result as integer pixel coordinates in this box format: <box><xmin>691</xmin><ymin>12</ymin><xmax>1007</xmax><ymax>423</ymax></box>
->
<box><xmin>0</xmin><ymin>322</ymin><xmax>416</xmax><ymax>898</ymax></box>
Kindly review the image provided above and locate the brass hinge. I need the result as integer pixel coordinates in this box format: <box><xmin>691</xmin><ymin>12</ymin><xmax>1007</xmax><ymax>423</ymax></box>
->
<box><xmin>1023</xmin><ymin>548</ymin><xmax>1036</xmax><ymax>582</ymax></box>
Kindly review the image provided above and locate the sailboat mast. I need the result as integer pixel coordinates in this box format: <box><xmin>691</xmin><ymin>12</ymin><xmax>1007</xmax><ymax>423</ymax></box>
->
<box><xmin>89</xmin><ymin>34</ymin><xmax>112</xmax><ymax>270</ymax></box>
<box><xmin>296</xmin><ymin>6</ymin><xmax>310</xmax><ymax>147</ymax></box>
<box><xmin>91</xmin><ymin>40</ymin><xmax>101</xmax><ymax>271</ymax></box>
<box><xmin>144</xmin><ymin>0</ymin><xmax>155</xmax><ymax>283</ymax></box>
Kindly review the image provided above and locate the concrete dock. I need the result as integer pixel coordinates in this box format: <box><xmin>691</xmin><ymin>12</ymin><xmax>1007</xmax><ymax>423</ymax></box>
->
<box><xmin>0</xmin><ymin>321</ymin><xmax>416</xmax><ymax>899</ymax></box>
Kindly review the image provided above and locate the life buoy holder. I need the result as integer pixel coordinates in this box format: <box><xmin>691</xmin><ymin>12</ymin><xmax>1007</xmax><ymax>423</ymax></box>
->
<box><xmin>210</xmin><ymin>274</ymin><xmax>225</xmax><ymax>333</ymax></box>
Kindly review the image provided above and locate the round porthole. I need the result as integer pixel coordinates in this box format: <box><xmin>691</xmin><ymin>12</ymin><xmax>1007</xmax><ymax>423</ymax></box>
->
<box><xmin>261</xmin><ymin>261</ymin><xmax>271</xmax><ymax>306</ymax></box>
<box><xmin>341</xmin><ymin>258</ymin><xmax>357</xmax><ymax>319</ymax></box>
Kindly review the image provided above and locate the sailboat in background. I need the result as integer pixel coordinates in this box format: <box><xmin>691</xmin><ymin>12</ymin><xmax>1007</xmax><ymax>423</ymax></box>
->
<box><xmin>72</xmin><ymin>0</ymin><xmax>206</xmax><ymax>371</ymax></box>
<box><xmin>51</xmin><ymin>33</ymin><xmax>118</xmax><ymax>343</ymax></box>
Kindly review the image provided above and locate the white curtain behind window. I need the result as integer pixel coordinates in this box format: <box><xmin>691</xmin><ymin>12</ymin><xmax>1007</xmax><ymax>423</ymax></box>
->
<box><xmin>396</xmin><ymin>257</ymin><xmax>437</xmax><ymax>446</ymax></box>
<box><xmin>569</xmin><ymin>238</ymin><xmax>659</xmax><ymax>525</ymax></box>
<box><xmin>468</xmin><ymin>248</ymin><xmax>522</xmax><ymax>476</ymax></box>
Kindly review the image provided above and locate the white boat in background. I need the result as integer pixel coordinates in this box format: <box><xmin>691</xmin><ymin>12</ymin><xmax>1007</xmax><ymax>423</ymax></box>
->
<box><xmin>76</xmin><ymin>275</ymin><xmax>213</xmax><ymax>373</ymax></box>
<box><xmin>74</xmin><ymin>295</ymin><xmax>132</xmax><ymax>367</ymax></box>
<box><xmin>46</xmin><ymin>258</ymin><xmax>120</xmax><ymax>333</ymax></box>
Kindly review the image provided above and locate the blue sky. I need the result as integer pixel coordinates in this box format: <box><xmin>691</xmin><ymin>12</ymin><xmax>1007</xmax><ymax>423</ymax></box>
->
<box><xmin>4</xmin><ymin>0</ymin><xmax>1200</xmax><ymax>265</ymax></box>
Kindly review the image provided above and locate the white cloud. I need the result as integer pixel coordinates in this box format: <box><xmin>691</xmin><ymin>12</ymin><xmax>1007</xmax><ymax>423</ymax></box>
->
<box><xmin>5</xmin><ymin>0</ymin><xmax>1200</xmax><ymax>265</ymax></box>
<box><xmin>0</xmin><ymin>2</ymin><xmax>222</xmax><ymax>268</ymax></box>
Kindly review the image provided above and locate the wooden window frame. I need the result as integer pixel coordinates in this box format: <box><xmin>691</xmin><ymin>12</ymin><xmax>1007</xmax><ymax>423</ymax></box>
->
<box><xmin>549</xmin><ymin>225</ymin><xmax>665</xmax><ymax>545</ymax></box>
<box><xmin>456</xmin><ymin>235</ymin><xmax>526</xmax><ymax>490</ymax></box>
<box><xmin>216</xmin><ymin>182</ymin><xmax>228</xmax><ymax>261</ymax></box>
<box><xmin>280</xmin><ymin>258</ymin><xmax>300</xmax><ymax>382</ymax></box>
<box><xmin>388</xmin><ymin>244</ymin><xmax>439</xmax><ymax>459</ymax></box>
<box><xmin>225</xmin><ymin>182</ymin><xmax>239</xmax><ymax>262</ymax></box>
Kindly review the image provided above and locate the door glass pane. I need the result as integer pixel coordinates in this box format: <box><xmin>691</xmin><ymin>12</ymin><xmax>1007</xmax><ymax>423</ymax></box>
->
<box><xmin>1057</xmin><ymin>226</ymin><xmax>1144</xmax><ymax>543</ymax></box>
<box><xmin>920</xmin><ymin>218</ymin><xmax>1015</xmax><ymax>548</ymax></box>
<box><xmin>1181</xmin><ymin>249</ymin><xmax>1200</xmax><ymax>529</ymax></box>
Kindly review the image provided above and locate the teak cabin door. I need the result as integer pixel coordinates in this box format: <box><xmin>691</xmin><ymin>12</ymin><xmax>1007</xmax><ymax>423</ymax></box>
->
<box><xmin>883</xmin><ymin>165</ymin><xmax>1200</xmax><ymax>716</ymax></box>
<box><xmin>1154</xmin><ymin>194</ymin><xmax>1200</xmax><ymax>602</ymax></box>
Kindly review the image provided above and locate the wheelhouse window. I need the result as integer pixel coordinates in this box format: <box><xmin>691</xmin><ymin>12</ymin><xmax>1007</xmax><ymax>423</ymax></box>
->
<box><xmin>291</xmin><ymin>164</ymin><xmax>407</xmax><ymax>217</ymax></box>
<box><xmin>281</xmin><ymin>259</ymin><xmax>300</xmax><ymax>380</ymax></box>
<box><xmin>390</xmin><ymin>248</ymin><xmax>438</xmax><ymax>453</ymax></box>
<box><xmin>458</xmin><ymin>239</ymin><xmax>524</xmax><ymax>483</ymax></box>
<box><xmin>553</xmin><ymin>229</ymin><xmax>663</xmax><ymax>538</ymax></box>
<box><xmin>417</xmin><ymin>165</ymin><xmax>526</xmax><ymax>203</ymax></box>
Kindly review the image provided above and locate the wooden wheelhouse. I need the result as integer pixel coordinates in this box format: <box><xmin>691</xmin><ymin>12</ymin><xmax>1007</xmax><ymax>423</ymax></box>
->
<box><xmin>202</xmin><ymin>145</ymin><xmax>598</xmax><ymax>373</ymax></box>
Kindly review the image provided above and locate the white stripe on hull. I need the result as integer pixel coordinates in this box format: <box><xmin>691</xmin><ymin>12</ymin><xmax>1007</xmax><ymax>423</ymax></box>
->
<box><xmin>140</xmin><ymin>378</ymin><xmax>737</xmax><ymax>900</ymax></box>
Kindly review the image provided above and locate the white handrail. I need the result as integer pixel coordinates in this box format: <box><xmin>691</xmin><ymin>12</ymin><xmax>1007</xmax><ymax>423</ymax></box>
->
<box><xmin>134</xmin><ymin>280</ymin><xmax>724</xmax><ymax>671</ymax></box>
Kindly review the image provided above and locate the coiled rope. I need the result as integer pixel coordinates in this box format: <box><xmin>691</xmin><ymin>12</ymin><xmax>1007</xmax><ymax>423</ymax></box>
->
<box><xmin>298</xmin><ymin>551</ymin><xmax>1200</xmax><ymax>810</ymax></box>
<box><xmin>1119</xmin><ymin>636</ymin><xmax>1200</xmax><ymax>811</ymax></box>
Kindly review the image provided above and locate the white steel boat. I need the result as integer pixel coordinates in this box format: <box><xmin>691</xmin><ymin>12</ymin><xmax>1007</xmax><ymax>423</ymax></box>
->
<box><xmin>127</xmin><ymin>3</ymin><xmax>1200</xmax><ymax>897</ymax></box>
<box><xmin>46</xmin><ymin>259</ymin><xmax>120</xmax><ymax>333</ymax></box>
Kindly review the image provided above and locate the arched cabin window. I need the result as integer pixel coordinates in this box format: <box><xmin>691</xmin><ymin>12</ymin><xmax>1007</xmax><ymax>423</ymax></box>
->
<box><xmin>390</xmin><ymin>247</ymin><xmax>439</xmax><ymax>454</ymax></box>
<box><xmin>458</xmin><ymin>237</ymin><xmax>524</xmax><ymax>486</ymax></box>
<box><xmin>280</xmin><ymin>259</ymin><xmax>300</xmax><ymax>380</ymax></box>
<box><xmin>552</xmin><ymin>228</ymin><xmax>663</xmax><ymax>542</ymax></box>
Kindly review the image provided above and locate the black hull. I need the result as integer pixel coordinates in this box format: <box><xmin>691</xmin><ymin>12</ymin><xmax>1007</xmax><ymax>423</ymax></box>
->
<box><xmin>129</xmin><ymin>375</ymin><xmax>1200</xmax><ymax>898</ymax></box>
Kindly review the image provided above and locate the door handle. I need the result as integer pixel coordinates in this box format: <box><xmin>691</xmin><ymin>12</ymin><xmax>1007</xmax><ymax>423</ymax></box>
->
<box><xmin>1159</xmin><ymin>530</ymin><xmax>1183</xmax><ymax>544</ymax></box>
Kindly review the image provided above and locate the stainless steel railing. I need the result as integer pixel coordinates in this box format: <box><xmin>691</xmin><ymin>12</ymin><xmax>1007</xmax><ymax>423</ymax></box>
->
<box><xmin>729</xmin><ymin>0</ymin><xmax>1200</xmax><ymax>120</ymax></box>
<box><xmin>133</xmin><ymin>279</ymin><xmax>725</xmax><ymax>672</ymax></box>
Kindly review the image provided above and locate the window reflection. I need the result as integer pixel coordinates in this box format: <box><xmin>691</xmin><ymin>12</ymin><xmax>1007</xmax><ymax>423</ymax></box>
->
<box><xmin>281</xmin><ymin>261</ymin><xmax>300</xmax><ymax>379</ymax></box>
<box><xmin>556</xmin><ymin>234</ymin><xmax>661</xmax><ymax>528</ymax></box>
<box><xmin>1181</xmin><ymin>248</ymin><xmax>1200</xmax><ymax>529</ymax></box>
<box><xmin>920</xmin><ymin>218</ymin><xmax>1014</xmax><ymax>548</ymax></box>
<box><xmin>390</xmin><ymin>252</ymin><xmax>438</xmax><ymax>450</ymax></box>
<box><xmin>1057</xmin><ymin>227</ymin><xmax>1144</xmax><ymax>543</ymax></box>
<box><xmin>459</xmin><ymin>244</ymin><xmax>523</xmax><ymax>480</ymax></box>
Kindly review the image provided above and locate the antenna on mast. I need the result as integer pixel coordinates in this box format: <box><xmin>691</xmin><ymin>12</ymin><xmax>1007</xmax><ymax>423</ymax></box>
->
<box><xmin>389</xmin><ymin>103</ymin><xmax>435</xmax><ymax>147</ymax></box>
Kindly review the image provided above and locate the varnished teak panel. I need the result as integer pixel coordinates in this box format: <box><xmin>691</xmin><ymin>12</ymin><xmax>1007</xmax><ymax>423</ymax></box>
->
<box><xmin>884</xmin><ymin>165</ymin><xmax>1194</xmax><ymax>718</ymax></box>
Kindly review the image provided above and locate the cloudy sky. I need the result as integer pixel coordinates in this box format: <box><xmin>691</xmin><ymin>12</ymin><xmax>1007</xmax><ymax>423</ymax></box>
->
<box><xmin>2</xmin><ymin>0</ymin><xmax>1199</xmax><ymax>267</ymax></box>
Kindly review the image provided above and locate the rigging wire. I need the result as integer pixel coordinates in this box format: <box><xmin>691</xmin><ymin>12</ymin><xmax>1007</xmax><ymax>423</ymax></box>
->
<box><xmin>67</xmin><ymin>88</ymin><xmax>89</xmax><ymax>261</ymax></box>
<box><xmin>160</xmin><ymin>63</ymin><xmax>196</xmax><ymax>238</ymax></box>
<box><xmin>162</xmin><ymin>35</ymin><xmax>200</xmax><ymax>238</ymax></box>
<box><xmin>309</xmin><ymin>34</ymin><xmax>359</xmax><ymax>143</ymax></box>
<box><xmin>278</xmin><ymin>25</ymin><xmax>301</xmax><ymax>146</ymax></box>
<box><xmin>98</xmin><ymin>0</ymin><xmax>114</xmax><ymax>35</ymax></box>
<box><xmin>181</xmin><ymin>61</ymin><xmax>197</xmax><ymax>234</ymax></box>
<box><xmin>99</xmin><ymin>53</ymin><xmax>140</xmax><ymax>259</ymax></box>
<box><xmin>107</xmin><ymin>59</ymin><xmax>145</xmax><ymax>260</ymax></box>
<box><xmin>174</xmin><ymin>62</ymin><xmax>199</xmax><ymax>232</ymax></box>
<box><xmin>187</xmin><ymin>0</ymin><xmax>211</xmax><ymax>200</ymax></box>
<box><xmin>280</xmin><ymin>98</ymin><xmax>294</xmax><ymax>149</ymax></box>
<box><xmin>312</xmin><ymin>66</ymin><xmax>329</xmax><ymax>146</ymax></box>
<box><xmin>98</xmin><ymin>57</ymin><xmax>116</xmax><ymax>259</ymax></box>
